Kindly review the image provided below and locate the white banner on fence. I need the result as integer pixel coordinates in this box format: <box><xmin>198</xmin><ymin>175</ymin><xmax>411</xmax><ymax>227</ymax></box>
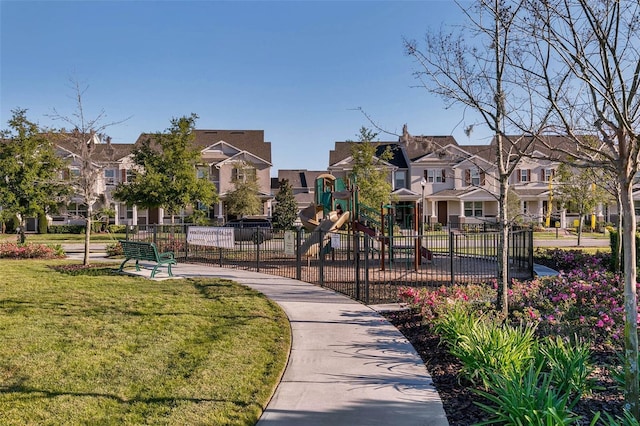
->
<box><xmin>187</xmin><ymin>226</ymin><xmax>235</xmax><ymax>248</ymax></box>
<box><xmin>284</xmin><ymin>230</ymin><xmax>295</xmax><ymax>256</ymax></box>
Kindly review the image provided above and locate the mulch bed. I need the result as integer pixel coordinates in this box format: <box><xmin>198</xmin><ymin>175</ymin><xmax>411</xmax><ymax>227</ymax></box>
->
<box><xmin>383</xmin><ymin>309</ymin><xmax>626</xmax><ymax>425</ymax></box>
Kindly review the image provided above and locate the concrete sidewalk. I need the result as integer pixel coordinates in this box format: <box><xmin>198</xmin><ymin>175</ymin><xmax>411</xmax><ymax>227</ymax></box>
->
<box><xmin>123</xmin><ymin>263</ymin><xmax>449</xmax><ymax>426</ymax></box>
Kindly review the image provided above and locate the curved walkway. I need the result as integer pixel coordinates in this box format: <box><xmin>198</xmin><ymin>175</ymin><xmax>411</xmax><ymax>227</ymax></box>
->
<box><xmin>127</xmin><ymin>262</ymin><xmax>448</xmax><ymax>425</ymax></box>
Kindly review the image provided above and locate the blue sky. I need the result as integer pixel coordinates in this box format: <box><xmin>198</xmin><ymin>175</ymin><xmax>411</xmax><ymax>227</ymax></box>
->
<box><xmin>1</xmin><ymin>0</ymin><xmax>487</xmax><ymax>175</ymax></box>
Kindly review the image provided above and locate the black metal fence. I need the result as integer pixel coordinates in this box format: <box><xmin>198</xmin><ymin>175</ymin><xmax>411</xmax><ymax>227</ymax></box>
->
<box><xmin>123</xmin><ymin>225</ymin><xmax>534</xmax><ymax>304</ymax></box>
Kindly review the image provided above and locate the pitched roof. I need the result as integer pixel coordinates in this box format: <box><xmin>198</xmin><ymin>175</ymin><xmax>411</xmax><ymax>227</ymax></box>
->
<box><xmin>276</xmin><ymin>169</ymin><xmax>327</xmax><ymax>189</ymax></box>
<box><xmin>47</xmin><ymin>132</ymin><xmax>132</xmax><ymax>162</ymax></box>
<box><xmin>328</xmin><ymin>141</ymin><xmax>408</xmax><ymax>168</ymax></box>
<box><xmin>135</xmin><ymin>129</ymin><xmax>272</xmax><ymax>163</ymax></box>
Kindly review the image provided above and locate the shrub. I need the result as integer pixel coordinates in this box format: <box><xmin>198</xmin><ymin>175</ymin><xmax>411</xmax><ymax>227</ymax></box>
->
<box><xmin>474</xmin><ymin>364</ymin><xmax>579</xmax><ymax>425</ymax></box>
<box><xmin>37</xmin><ymin>212</ymin><xmax>48</xmax><ymax>234</ymax></box>
<box><xmin>107</xmin><ymin>225</ymin><xmax>127</xmax><ymax>233</ymax></box>
<box><xmin>48</xmin><ymin>224</ymin><xmax>85</xmax><ymax>234</ymax></box>
<box><xmin>398</xmin><ymin>284</ymin><xmax>493</xmax><ymax>324</ymax></box>
<box><xmin>105</xmin><ymin>242</ymin><xmax>123</xmax><ymax>257</ymax></box>
<box><xmin>510</xmin><ymin>270</ymin><xmax>630</xmax><ymax>345</ymax></box>
<box><xmin>448</xmin><ymin>318</ymin><xmax>538</xmax><ymax>388</ymax></box>
<box><xmin>536</xmin><ymin>335</ymin><xmax>595</xmax><ymax>399</ymax></box>
<box><xmin>0</xmin><ymin>242</ymin><xmax>65</xmax><ymax>259</ymax></box>
<box><xmin>534</xmin><ymin>248</ymin><xmax>611</xmax><ymax>273</ymax></box>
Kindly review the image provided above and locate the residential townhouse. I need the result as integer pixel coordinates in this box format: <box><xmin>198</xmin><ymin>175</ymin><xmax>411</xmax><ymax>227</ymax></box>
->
<box><xmin>5</xmin><ymin>124</ymin><xmax>613</xmax><ymax>233</ymax></box>
<box><xmin>327</xmin><ymin>126</ymin><xmax>610</xmax><ymax>231</ymax></box>
<box><xmin>45</xmin><ymin>129</ymin><xmax>274</xmax><ymax>228</ymax></box>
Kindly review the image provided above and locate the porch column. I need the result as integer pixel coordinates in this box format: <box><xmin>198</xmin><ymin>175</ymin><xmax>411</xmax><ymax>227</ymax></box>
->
<box><xmin>114</xmin><ymin>204</ymin><xmax>120</xmax><ymax>225</ymax></box>
<box><xmin>560</xmin><ymin>208</ymin><xmax>567</xmax><ymax>229</ymax></box>
<box><xmin>537</xmin><ymin>200</ymin><xmax>544</xmax><ymax>224</ymax></box>
<box><xmin>217</xmin><ymin>200</ymin><xmax>224</xmax><ymax>220</ymax></box>
<box><xmin>459</xmin><ymin>200</ymin><xmax>465</xmax><ymax>217</ymax></box>
<box><xmin>132</xmin><ymin>206</ymin><xmax>138</xmax><ymax>226</ymax></box>
<box><xmin>430</xmin><ymin>200</ymin><xmax>437</xmax><ymax>223</ymax></box>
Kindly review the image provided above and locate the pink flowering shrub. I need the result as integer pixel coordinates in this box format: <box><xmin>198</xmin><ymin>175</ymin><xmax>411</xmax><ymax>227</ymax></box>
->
<box><xmin>510</xmin><ymin>269</ymin><xmax>631</xmax><ymax>345</ymax></box>
<box><xmin>398</xmin><ymin>284</ymin><xmax>494</xmax><ymax>323</ymax></box>
<box><xmin>534</xmin><ymin>248</ymin><xmax>610</xmax><ymax>273</ymax></box>
<box><xmin>400</xmin><ymin>250</ymin><xmax>629</xmax><ymax>347</ymax></box>
<box><xmin>0</xmin><ymin>242</ymin><xmax>65</xmax><ymax>259</ymax></box>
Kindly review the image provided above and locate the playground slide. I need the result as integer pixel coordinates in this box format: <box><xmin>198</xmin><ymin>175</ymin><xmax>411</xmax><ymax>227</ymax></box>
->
<box><xmin>300</xmin><ymin>211</ymin><xmax>351</xmax><ymax>257</ymax></box>
<box><xmin>299</xmin><ymin>204</ymin><xmax>320</xmax><ymax>231</ymax></box>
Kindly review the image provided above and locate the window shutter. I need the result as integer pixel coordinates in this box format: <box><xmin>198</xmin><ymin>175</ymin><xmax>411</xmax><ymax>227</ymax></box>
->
<box><xmin>121</xmin><ymin>169</ymin><xmax>127</xmax><ymax>182</ymax></box>
<box><xmin>424</xmin><ymin>170</ymin><xmax>428</xmax><ymax>180</ymax></box>
<box><xmin>465</xmin><ymin>169</ymin><xmax>470</xmax><ymax>185</ymax></box>
<box><xmin>441</xmin><ymin>169</ymin><xmax>446</xmax><ymax>182</ymax></box>
<box><xmin>516</xmin><ymin>169</ymin><xmax>521</xmax><ymax>182</ymax></box>
<box><xmin>64</xmin><ymin>169</ymin><xmax>70</xmax><ymax>180</ymax></box>
<box><xmin>480</xmin><ymin>171</ymin><xmax>486</xmax><ymax>185</ymax></box>
<box><xmin>540</xmin><ymin>170</ymin><xmax>545</xmax><ymax>181</ymax></box>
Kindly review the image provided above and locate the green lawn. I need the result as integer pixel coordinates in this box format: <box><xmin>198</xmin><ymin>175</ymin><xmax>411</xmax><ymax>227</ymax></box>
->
<box><xmin>0</xmin><ymin>233</ymin><xmax>126</xmax><ymax>243</ymax></box>
<box><xmin>0</xmin><ymin>260</ymin><xmax>290</xmax><ymax>425</ymax></box>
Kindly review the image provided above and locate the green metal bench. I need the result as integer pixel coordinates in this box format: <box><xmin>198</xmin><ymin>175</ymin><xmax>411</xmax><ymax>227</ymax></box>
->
<box><xmin>118</xmin><ymin>240</ymin><xmax>177</xmax><ymax>278</ymax></box>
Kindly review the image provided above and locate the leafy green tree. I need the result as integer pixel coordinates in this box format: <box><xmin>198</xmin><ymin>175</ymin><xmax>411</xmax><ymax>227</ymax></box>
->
<box><xmin>0</xmin><ymin>108</ymin><xmax>68</xmax><ymax>243</ymax></box>
<box><xmin>113</xmin><ymin>114</ymin><xmax>217</xmax><ymax>223</ymax></box>
<box><xmin>272</xmin><ymin>179</ymin><xmax>298</xmax><ymax>230</ymax></box>
<box><xmin>350</xmin><ymin>127</ymin><xmax>394</xmax><ymax>209</ymax></box>
<box><xmin>225</xmin><ymin>162</ymin><xmax>262</xmax><ymax>218</ymax></box>
<box><xmin>554</xmin><ymin>164</ymin><xmax>609</xmax><ymax>246</ymax></box>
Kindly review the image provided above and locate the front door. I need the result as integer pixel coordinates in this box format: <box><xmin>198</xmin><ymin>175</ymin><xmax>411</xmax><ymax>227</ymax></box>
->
<box><xmin>437</xmin><ymin>201</ymin><xmax>448</xmax><ymax>226</ymax></box>
<box><xmin>148</xmin><ymin>208</ymin><xmax>160</xmax><ymax>225</ymax></box>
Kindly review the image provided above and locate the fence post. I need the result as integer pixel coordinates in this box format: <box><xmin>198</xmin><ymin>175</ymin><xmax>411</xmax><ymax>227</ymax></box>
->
<box><xmin>256</xmin><ymin>238</ymin><xmax>260</xmax><ymax>273</ymax></box>
<box><xmin>184</xmin><ymin>224</ymin><xmax>189</xmax><ymax>260</ymax></box>
<box><xmin>319</xmin><ymin>229</ymin><xmax>325</xmax><ymax>287</ymax></box>
<box><xmin>450</xmin><ymin>231</ymin><xmax>455</xmax><ymax>286</ymax></box>
<box><xmin>355</xmin><ymin>230</ymin><xmax>360</xmax><ymax>301</ymax></box>
<box><xmin>296</xmin><ymin>227</ymin><xmax>302</xmax><ymax>281</ymax></box>
<box><xmin>528</xmin><ymin>227</ymin><xmax>534</xmax><ymax>278</ymax></box>
<box><xmin>364</xmin><ymin>234</ymin><xmax>370</xmax><ymax>304</ymax></box>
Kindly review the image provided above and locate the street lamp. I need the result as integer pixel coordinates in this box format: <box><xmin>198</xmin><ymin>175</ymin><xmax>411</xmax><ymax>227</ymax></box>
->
<box><xmin>420</xmin><ymin>177</ymin><xmax>426</xmax><ymax>235</ymax></box>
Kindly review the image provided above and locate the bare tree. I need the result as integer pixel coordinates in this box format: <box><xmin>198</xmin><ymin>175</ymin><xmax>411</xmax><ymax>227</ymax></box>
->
<box><xmin>524</xmin><ymin>0</ymin><xmax>640</xmax><ymax>417</ymax></box>
<box><xmin>404</xmin><ymin>0</ymin><xmax>553</xmax><ymax>316</ymax></box>
<box><xmin>49</xmin><ymin>79</ymin><xmax>129</xmax><ymax>265</ymax></box>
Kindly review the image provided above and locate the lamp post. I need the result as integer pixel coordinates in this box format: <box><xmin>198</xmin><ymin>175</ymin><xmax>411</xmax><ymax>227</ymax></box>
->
<box><xmin>420</xmin><ymin>177</ymin><xmax>426</xmax><ymax>236</ymax></box>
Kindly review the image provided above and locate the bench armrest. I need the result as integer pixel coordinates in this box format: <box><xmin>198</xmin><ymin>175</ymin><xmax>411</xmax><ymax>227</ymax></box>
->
<box><xmin>159</xmin><ymin>251</ymin><xmax>175</xmax><ymax>260</ymax></box>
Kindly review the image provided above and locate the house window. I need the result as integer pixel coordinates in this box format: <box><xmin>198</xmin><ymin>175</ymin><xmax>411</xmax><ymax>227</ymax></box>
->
<box><xmin>464</xmin><ymin>201</ymin><xmax>483</xmax><ymax>217</ymax></box>
<box><xmin>394</xmin><ymin>170</ymin><xmax>407</xmax><ymax>190</ymax></box>
<box><xmin>544</xmin><ymin>168</ymin><xmax>554</xmax><ymax>182</ymax></box>
<box><xmin>234</xmin><ymin>166</ymin><xmax>256</xmax><ymax>182</ymax></box>
<box><xmin>196</xmin><ymin>167</ymin><xmax>208</xmax><ymax>179</ymax></box>
<box><xmin>104</xmin><ymin>169</ymin><xmax>116</xmax><ymax>186</ymax></box>
<box><xmin>126</xmin><ymin>205</ymin><xmax>134</xmax><ymax>219</ymax></box>
<box><xmin>470</xmin><ymin>168</ymin><xmax>481</xmax><ymax>186</ymax></box>
<box><xmin>125</xmin><ymin>169</ymin><xmax>134</xmax><ymax>182</ymax></box>
<box><xmin>425</xmin><ymin>169</ymin><xmax>446</xmax><ymax>183</ymax></box>
<box><xmin>69</xmin><ymin>202</ymin><xmax>88</xmax><ymax>218</ymax></box>
<box><xmin>523</xmin><ymin>201</ymin><xmax>529</xmax><ymax>215</ymax></box>
<box><xmin>520</xmin><ymin>169</ymin><xmax>530</xmax><ymax>182</ymax></box>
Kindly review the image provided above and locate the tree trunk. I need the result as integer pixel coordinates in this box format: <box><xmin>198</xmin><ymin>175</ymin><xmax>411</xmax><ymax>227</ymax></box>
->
<box><xmin>620</xmin><ymin>180</ymin><xmax>639</xmax><ymax>418</ymax></box>
<box><xmin>496</xmin><ymin>177</ymin><xmax>509</xmax><ymax>318</ymax></box>
<box><xmin>18</xmin><ymin>217</ymin><xmax>26</xmax><ymax>244</ymax></box>
<box><xmin>84</xmin><ymin>208</ymin><xmax>92</xmax><ymax>266</ymax></box>
<box><xmin>577</xmin><ymin>213</ymin><xmax>583</xmax><ymax>246</ymax></box>
<box><xmin>616</xmin><ymin>192</ymin><xmax>624</xmax><ymax>273</ymax></box>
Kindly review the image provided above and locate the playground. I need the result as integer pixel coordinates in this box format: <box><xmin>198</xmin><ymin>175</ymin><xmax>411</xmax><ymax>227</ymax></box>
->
<box><xmin>123</xmin><ymin>174</ymin><xmax>534</xmax><ymax>304</ymax></box>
